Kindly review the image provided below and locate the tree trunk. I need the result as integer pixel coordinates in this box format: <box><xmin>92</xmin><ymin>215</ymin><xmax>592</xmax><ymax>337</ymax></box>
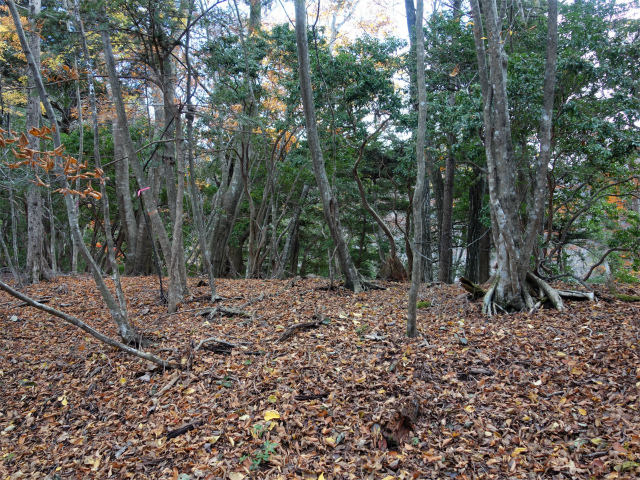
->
<box><xmin>276</xmin><ymin>184</ymin><xmax>309</xmax><ymax>278</ymax></box>
<box><xmin>407</xmin><ymin>0</ymin><xmax>427</xmax><ymax>337</ymax></box>
<box><xmin>99</xmin><ymin>20</ymin><xmax>172</xmax><ymax>271</ymax></box>
<box><xmin>465</xmin><ymin>169</ymin><xmax>488</xmax><ymax>284</ymax></box>
<box><xmin>208</xmin><ymin>149</ymin><xmax>244</xmax><ymax>277</ymax></box>
<box><xmin>112</xmin><ymin>119</ymin><xmax>138</xmax><ymax>274</ymax></box>
<box><xmin>25</xmin><ymin>0</ymin><xmax>49</xmax><ymax>284</ymax></box>
<box><xmin>294</xmin><ymin>0</ymin><xmax>364</xmax><ymax>293</ymax></box>
<box><xmin>7</xmin><ymin>0</ymin><xmax>137</xmax><ymax>342</ymax></box>
<box><xmin>185</xmin><ymin>5</ymin><xmax>217</xmax><ymax>301</ymax></box>
<box><xmin>438</xmin><ymin>152</ymin><xmax>455</xmax><ymax>283</ymax></box>
<box><xmin>471</xmin><ymin>0</ymin><xmax>559</xmax><ymax>312</ymax></box>
<box><xmin>421</xmin><ymin>176</ymin><xmax>433</xmax><ymax>282</ymax></box>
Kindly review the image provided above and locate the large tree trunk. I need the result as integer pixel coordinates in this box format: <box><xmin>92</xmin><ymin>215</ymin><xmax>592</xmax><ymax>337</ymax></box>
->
<box><xmin>471</xmin><ymin>0</ymin><xmax>559</xmax><ymax>313</ymax></box>
<box><xmin>465</xmin><ymin>169</ymin><xmax>489</xmax><ymax>284</ymax></box>
<box><xmin>25</xmin><ymin>0</ymin><xmax>49</xmax><ymax>284</ymax></box>
<box><xmin>294</xmin><ymin>0</ymin><xmax>364</xmax><ymax>293</ymax></box>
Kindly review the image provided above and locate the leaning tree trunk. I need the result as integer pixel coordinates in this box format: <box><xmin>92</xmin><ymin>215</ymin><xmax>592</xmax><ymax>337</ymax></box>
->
<box><xmin>7</xmin><ymin>0</ymin><xmax>137</xmax><ymax>343</ymax></box>
<box><xmin>99</xmin><ymin>21</ymin><xmax>172</xmax><ymax>271</ymax></box>
<box><xmin>471</xmin><ymin>0</ymin><xmax>561</xmax><ymax>314</ymax></box>
<box><xmin>294</xmin><ymin>0</ymin><xmax>364</xmax><ymax>293</ymax></box>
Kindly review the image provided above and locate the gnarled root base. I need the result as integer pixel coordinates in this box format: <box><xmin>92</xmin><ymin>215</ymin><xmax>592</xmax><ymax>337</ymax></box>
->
<box><xmin>377</xmin><ymin>255</ymin><xmax>408</xmax><ymax>282</ymax></box>
<box><xmin>481</xmin><ymin>273</ymin><xmax>594</xmax><ymax>317</ymax></box>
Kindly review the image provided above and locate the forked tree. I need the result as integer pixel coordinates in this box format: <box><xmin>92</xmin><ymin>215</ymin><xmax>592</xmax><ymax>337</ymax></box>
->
<box><xmin>469</xmin><ymin>0</ymin><xmax>590</xmax><ymax>314</ymax></box>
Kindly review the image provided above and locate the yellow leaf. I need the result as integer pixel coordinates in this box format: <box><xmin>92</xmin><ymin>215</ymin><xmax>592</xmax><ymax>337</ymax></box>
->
<box><xmin>512</xmin><ymin>447</ymin><xmax>527</xmax><ymax>457</ymax></box>
<box><xmin>355</xmin><ymin>375</ymin><xmax>367</xmax><ymax>383</ymax></box>
<box><xmin>382</xmin><ymin>476</ymin><xmax>395</xmax><ymax>480</ymax></box>
<box><xmin>208</xmin><ymin>435</ymin><xmax>221</xmax><ymax>444</ymax></box>
<box><xmin>318</xmin><ymin>474</ymin><xmax>325</xmax><ymax>480</ymax></box>
<box><xmin>324</xmin><ymin>436</ymin><xmax>336</xmax><ymax>447</ymax></box>
<box><xmin>264</xmin><ymin>410</ymin><xmax>280</xmax><ymax>421</ymax></box>
<box><xmin>228</xmin><ymin>473</ymin><xmax>245</xmax><ymax>480</ymax></box>
<box><xmin>556</xmin><ymin>351</ymin><xmax>566</xmax><ymax>358</ymax></box>
<box><xmin>120</xmin><ymin>378</ymin><xmax>127</xmax><ymax>385</ymax></box>
<box><xmin>268</xmin><ymin>395</ymin><xmax>277</xmax><ymax>403</ymax></box>
<box><xmin>464</xmin><ymin>405</ymin><xmax>475</xmax><ymax>413</ymax></box>
<box><xmin>450</xmin><ymin>65</ymin><xmax>460</xmax><ymax>77</ymax></box>
<box><xmin>184</xmin><ymin>388</ymin><xmax>196</xmax><ymax>395</ymax></box>
<box><xmin>467</xmin><ymin>21</ymin><xmax>474</xmax><ymax>26</ymax></box>
<box><xmin>578</xmin><ymin>408</ymin><xmax>587</xmax><ymax>416</ymax></box>
<box><xmin>61</xmin><ymin>397</ymin><xmax>68</xmax><ymax>406</ymax></box>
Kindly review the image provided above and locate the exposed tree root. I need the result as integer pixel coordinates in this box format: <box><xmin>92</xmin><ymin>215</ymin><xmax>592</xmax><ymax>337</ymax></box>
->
<box><xmin>480</xmin><ymin>273</ymin><xmax>594</xmax><ymax>317</ymax></box>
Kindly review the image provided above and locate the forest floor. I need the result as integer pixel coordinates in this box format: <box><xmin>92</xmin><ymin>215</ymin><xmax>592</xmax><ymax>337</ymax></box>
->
<box><xmin>0</xmin><ymin>275</ymin><xmax>639</xmax><ymax>480</ymax></box>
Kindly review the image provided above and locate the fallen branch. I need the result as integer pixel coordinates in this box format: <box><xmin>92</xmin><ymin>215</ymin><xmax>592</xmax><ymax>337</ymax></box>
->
<box><xmin>166</xmin><ymin>421</ymin><xmax>202</xmax><ymax>440</ymax></box>
<box><xmin>0</xmin><ymin>279</ymin><xmax>176</xmax><ymax>369</ymax></box>
<box><xmin>194</xmin><ymin>337</ymin><xmax>238</xmax><ymax>352</ymax></box>
<box><xmin>556</xmin><ymin>290</ymin><xmax>595</xmax><ymax>301</ymax></box>
<box><xmin>294</xmin><ymin>393</ymin><xmax>329</xmax><ymax>401</ymax></box>
<box><xmin>459</xmin><ymin>276</ymin><xmax>486</xmax><ymax>299</ymax></box>
<box><xmin>277</xmin><ymin>317</ymin><xmax>325</xmax><ymax>343</ymax></box>
<box><xmin>197</xmin><ymin>306</ymin><xmax>247</xmax><ymax>318</ymax></box>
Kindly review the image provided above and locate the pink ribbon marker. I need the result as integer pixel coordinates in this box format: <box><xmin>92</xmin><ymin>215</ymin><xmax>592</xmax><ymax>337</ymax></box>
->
<box><xmin>137</xmin><ymin>187</ymin><xmax>150</xmax><ymax>197</ymax></box>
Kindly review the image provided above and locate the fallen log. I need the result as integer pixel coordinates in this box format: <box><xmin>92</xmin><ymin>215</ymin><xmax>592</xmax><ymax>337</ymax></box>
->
<box><xmin>459</xmin><ymin>277</ymin><xmax>486</xmax><ymax>299</ymax></box>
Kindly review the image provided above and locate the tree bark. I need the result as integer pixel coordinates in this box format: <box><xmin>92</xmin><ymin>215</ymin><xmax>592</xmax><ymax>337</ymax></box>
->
<box><xmin>99</xmin><ymin>20</ymin><xmax>172</xmax><ymax>270</ymax></box>
<box><xmin>465</xmin><ymin>169</ymin><xmax>488</xmax><ymax>284</ymax></box>
<box><xmin>407</xmin><ymin>0</ymin><xmax>427</xmax><ymax>337</ymax></box>
<box><xmin>471</xmin><ymin>0</ymin><xmax>558</xmax><ymax>312</ymax></box>
<box><xmin>185</xmin><ymin>3</ymin><xmax>217</xmax><ymax>300</ymax></box>
<box><xmin>438</xmin><ymin>152</ymin><xmax>455</xmax><ymax>283</ymax></box>
<box><xmin>6</xmin><ymin>0</ymin><xmax>137</xmax><ymax>342</ymax></box>
<box><xmin>25</xmin><ymin>0</ymin><xmax>49</xmax><ymax>284</ymax></box>
<box><xmin>294</xmin><ymin>0</ymin><xmax>364</xmax><ymax>292</ymax></box>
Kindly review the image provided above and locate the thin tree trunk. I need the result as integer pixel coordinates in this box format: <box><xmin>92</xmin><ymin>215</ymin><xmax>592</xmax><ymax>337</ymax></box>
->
<box><xmin>7</xmin><ymin>0</ymin><xmax>137</xmax><ymax>342</ymax></box>
<box><xmin>407</xmin><ymin>0</ymin><xmax>426</xmax><ymax>337</ymax></box>
<box><xmin>276</xmin><ymin>184</ymin><xmax>309</xmax><ymax>278</ymax></box>
<box><xmin>185</xmin><ymin>1</ymin><xmax>217</xmax><ymax>301</ymax></box>
<box><xmin>438</xmin><ymin>153</ymin><xmax>455</xmax><ymax>283</ymax></box>
<box><xmin>294</xmin><ymin>0</ymin><xmax>364</xmax><ymax>292</ymax></box>
<box><xmin>98</xmin><ymin>20</ymin><xmax>172</xmax><ymax>268</ymax></box>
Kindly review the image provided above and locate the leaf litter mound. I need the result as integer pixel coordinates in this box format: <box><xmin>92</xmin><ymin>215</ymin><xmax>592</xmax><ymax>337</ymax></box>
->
<box><xmin>0</xmin><ymin>276</ymin><xmax>639</xmax><ymax>479</ymax></box>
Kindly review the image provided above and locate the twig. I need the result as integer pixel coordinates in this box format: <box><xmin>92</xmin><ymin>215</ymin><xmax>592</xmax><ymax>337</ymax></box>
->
<box><xmin>155</xmin><ymin>372</ymin><xmax>180</xmax><ymax>397</ymax></box>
